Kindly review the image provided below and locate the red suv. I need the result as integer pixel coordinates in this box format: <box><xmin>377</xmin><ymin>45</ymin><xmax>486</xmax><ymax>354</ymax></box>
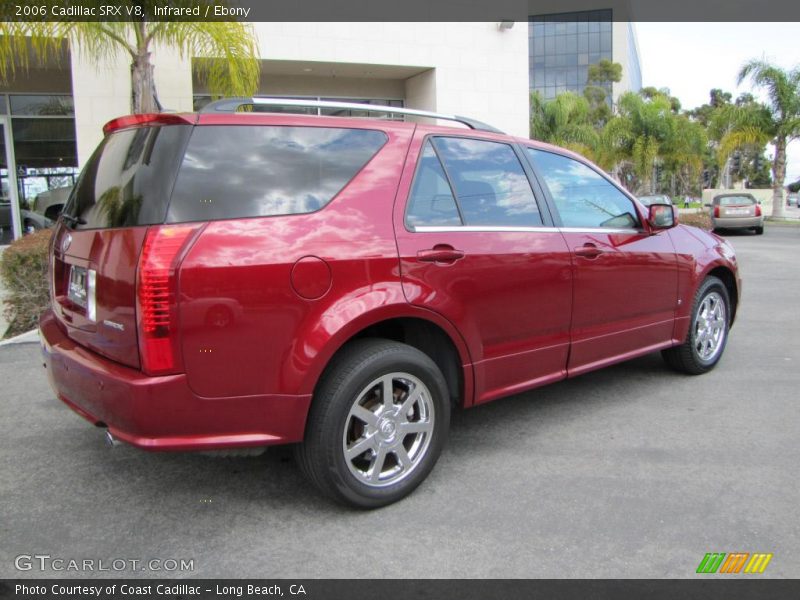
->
<box><xmin>40</xmin><ymin>99</ymin><xmax>740</xmax><ymax>507</ymax></box>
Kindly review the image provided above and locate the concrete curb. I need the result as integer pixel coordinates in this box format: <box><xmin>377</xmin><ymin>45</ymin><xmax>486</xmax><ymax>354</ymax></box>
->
<box><xmin>0</xmin><ymin>329</ymin><xmax>40</xmax><ymax>347</ymax></box>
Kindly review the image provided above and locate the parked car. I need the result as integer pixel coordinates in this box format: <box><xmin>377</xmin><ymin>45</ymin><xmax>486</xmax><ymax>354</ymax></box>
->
<box><xmin>0</xmin><ymin>199</ymin><xmax>54</xmax><ymax>236</ymax></box>
<box><xmin>40</xmin><ymin>99</ymin><xmax>741</xmax><ymax>508</ymax></box>
<box><xmin>787</xmin><ymin>193</ymin><xmax>798</xmax><ymax>207</ymax></box>
<box><xmin>33</xmin><ymin>185</ymin><xmax>73</xmax><ymax>221</ymax></box>
<box><xmin>706</xmin><ymin>193</ymin><xmax>764</xmax><ymax>234</ymax></box>
<box><xmin>638</xmin><ymin>194</ymin><xmax>673</xmax><ymax>207</ymax></box>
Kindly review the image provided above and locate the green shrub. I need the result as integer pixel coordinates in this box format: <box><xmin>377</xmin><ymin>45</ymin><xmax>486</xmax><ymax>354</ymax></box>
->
<box><xmin>1</xmin><ymin>229</ymin><xmax>53</xmax><ymax>338</ymax></box>
<box><xmin>678</xmin><ymin>212</ymin><xmax>712</xmax><ymax>230</ymax></box>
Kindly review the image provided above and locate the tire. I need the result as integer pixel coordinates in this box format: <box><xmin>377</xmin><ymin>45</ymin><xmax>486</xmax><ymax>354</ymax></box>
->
<box><xmin>662</xmin><ymin>276</ymin><xmax>730</xmax><ymax>375</ymax></box>
<box><xmin>295</xmin><ymin>339</ymin><xmax>450</xmax><ymax>508</ymax></box>
<box><xmin>754</xmin><ymin>226</ymin><xmax>764</xmax><ymax>235</ymax></box>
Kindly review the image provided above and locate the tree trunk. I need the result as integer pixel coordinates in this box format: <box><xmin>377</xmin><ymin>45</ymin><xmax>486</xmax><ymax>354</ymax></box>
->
<box><xmin>771</xmin><ymin>136</ymin><xmax>787</xmax><ymax>219</ymax></box>
<box><xmin>131</xmin><ymin>51</ymin><xmax>158</xmax><ymax>114</ymax></box>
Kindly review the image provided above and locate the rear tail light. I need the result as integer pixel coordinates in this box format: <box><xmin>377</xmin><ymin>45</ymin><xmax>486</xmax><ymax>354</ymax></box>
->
<box><xmin>136</xmin><ymin>224</ymin><xmax>201</xmax><ymax>375</ymax></box>
<box><xmin>714</xmin><ymin>206</ymin><xmax>720</xmax><ymax>218</ymax></box>
<box><xmin>755</xmin><ymin>204</ymin><xmax>762</xmax><ymax>217</ymax></box>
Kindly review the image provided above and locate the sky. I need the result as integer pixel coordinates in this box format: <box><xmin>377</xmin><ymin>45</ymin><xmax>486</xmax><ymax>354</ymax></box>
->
<box><xmin>635</xmin><ymin>22</ymin><xmax>800</xmax><ymax>185</ymax></box>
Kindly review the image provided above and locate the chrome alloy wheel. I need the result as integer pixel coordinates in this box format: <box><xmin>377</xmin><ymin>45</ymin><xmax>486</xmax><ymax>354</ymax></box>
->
<box><xmin>342</xmin><ymin>372</ymin><xmax>435</xmax><ymax>488</ymax></box>
<box><xmin>693</xmin><ymin>291</ymin><xmax>727</xmax><ymax>362</ymax></box>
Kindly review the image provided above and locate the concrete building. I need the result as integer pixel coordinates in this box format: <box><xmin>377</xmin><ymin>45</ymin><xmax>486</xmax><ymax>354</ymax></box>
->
<box><xmin>1</xmin><ymin>22</ymin><xmax>532</xmax><ymax>242</ymax></box>
<box><xmin>1</xmin><ymin>18</ymin><xmax>640</xmax><ymax>243</ymax></box>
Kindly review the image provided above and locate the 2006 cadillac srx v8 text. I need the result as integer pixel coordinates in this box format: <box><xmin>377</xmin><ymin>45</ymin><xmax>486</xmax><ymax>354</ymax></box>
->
<box><xmin>40</xmin><ymin>99</ymin><xmax>740</xmax><ymax>507</ymax></box>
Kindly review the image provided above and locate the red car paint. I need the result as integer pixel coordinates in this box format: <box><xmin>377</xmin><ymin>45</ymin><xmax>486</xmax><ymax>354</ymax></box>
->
<box><xmin>40</xmin><ymin>112</ymin><xmax>740</xmax><ymax>451</ymax></box>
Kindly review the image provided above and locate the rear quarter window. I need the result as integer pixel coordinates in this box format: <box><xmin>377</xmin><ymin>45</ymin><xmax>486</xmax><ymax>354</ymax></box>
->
<box><xmin>716</xmin><ymin>195</ymin><xmax>756</xmax><ymax>206</ymax></box>
<box><xmin>166</xmin><ymin>125</ymin><xmax>387</xmax><ymax>223</ymax></box>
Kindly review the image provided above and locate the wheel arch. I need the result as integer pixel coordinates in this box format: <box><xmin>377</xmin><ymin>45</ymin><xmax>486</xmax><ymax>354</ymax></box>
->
<box><xmin>705</xmin><ymin>265</ymin><xmax>739</xmax><ymax>325</ymax></box>
<box><xmin>299</xmin><ymin>309</ymin><xmax>473</xmax><ymax>409</ymax></box>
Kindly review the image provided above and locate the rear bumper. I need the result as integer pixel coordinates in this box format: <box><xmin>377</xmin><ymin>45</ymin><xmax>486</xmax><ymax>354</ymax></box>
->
<box><xmin>39</xmin><ymin>310</ymin><xmax>311</xmax><ymax>451</ymax></box>
<box><xmin>711</xmin><ymin>216</ymin><xmax>764</xmax><ymax>229</ymax></box>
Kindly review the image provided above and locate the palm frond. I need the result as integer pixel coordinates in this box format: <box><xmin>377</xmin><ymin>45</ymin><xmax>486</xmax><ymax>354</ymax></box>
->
<box><xmin>151</xmin><ymin>20</ymin><xmax>260</xmax><ymax>98</ymax></box>
<box><xmin>717</xmin><ymin>127</ymin><xmax>770</xmax><ymax>167</ymax></box>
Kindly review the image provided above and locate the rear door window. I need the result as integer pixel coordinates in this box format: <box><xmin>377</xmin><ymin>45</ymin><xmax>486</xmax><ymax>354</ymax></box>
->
<box><xmin>432</xmin><ymin>137</ymin><xmax>543</xmax><ymax>227</ymax></box>
<box><xmin>167</xmin><ymin>126</ymin><xmax>387</xmax><ymax>223</ymax></box>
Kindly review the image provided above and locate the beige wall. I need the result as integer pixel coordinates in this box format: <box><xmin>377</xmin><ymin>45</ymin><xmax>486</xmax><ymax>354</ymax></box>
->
<box><xmin>70</xmin><ymin>41</ymin><xmax>193</xmax><ymax>166</ymax></box>
<box><xmin>195</xmin><ymin>72</ymin><xmax>407</xmax><ymax>100</ymax></box>
<box><xmin>253</xmin><ymin>22</ymin><xmax>530</xmax><ymax>137</ymax></box>
<box><xmin>404</xmin><ymin>69</ymin><xmax>437</xmax><ymax>125</ymax></box>
<box><xmin>68</xmin><ymin>22</ymin><xmax>530</xmax><ymax>166</ymax></box>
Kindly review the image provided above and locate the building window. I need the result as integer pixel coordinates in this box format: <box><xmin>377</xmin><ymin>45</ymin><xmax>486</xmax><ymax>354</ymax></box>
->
<box><xmin>0</xmin><ymin>93</ymin><xmax>79</xmax><ymax>243</ymax></box>
<box><xmin>528</xmin><ymin>10</ymin><xmax>613</xmax><ymax>102</ymax></box>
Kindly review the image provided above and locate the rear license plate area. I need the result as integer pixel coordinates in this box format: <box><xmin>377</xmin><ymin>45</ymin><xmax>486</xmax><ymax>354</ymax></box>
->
<box><xmin>67</xmin><ymin>265</ymin><xmax>96</xmax><ymax>321</ymax></box>
<box><xmin>68</xmin><ymin>266</ymin><xmax>88</xmax><ymax>308</ymax></box>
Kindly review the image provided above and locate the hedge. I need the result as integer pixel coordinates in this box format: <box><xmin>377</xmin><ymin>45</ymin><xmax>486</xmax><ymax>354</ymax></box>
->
<box><xmin>1</xmin><ymin>229</ymin><xmax>53</xmax><ymax>338</ymax></box>
<box><xmin>678</xmin><ymin>212</ymin><xmax>712</xmax><ymax>230</ymax></box>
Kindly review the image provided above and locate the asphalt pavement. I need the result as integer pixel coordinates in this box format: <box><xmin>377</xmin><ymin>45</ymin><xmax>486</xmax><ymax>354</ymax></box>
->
<box><xmin>1</xmin><ymin>225</ymin><xmax>798</xmax><ymax>579</ymax></box>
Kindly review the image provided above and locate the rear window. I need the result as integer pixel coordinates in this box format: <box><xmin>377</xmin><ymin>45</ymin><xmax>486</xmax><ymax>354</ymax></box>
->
<box><xmin>166</xmin><ymin>125</ymin><xmax>387</xmax><ymax>223</ymax></box>
<box><xmin>65</xmin><ymin>125</ymin><xmax>192</xmax><ymax>229</ymax></box>
<box><xmin>717</xmin><ymin>195</ymin><xmax>756</xmax><ymax>206</ymax></box>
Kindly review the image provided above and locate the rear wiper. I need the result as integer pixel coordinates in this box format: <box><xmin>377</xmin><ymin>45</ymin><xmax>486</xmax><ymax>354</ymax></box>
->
<box><xmin>61</xmin><ymin>214</ymin><xmax>86</xmax><ymax>227</ymax></box>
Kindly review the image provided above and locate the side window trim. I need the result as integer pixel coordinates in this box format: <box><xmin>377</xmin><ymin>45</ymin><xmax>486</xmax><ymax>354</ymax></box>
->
<box><xmin>521</xmin><ymin>146</ymin><xmax>644</xmax><ymax>231</ymax></box>
<box><xmin>509</xmin><ymin>142</ymin><xmax>556</xmax><ymax>228</ymax></box>
<box><xmin>518</xmin><ymin>144</ymin><xmax>564</xmax><ymax>228</ymax></box>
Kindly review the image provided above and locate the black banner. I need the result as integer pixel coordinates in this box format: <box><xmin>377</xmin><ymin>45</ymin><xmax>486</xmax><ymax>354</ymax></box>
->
<box><xmin>1</xmin><ymin>0</ymin><xmax>800</xmax><ymax>22</ymax></box>
<box><xmin>2</xmin><ymin>580</ymin><xmax>800</xmax><ymax>600</ymax></box>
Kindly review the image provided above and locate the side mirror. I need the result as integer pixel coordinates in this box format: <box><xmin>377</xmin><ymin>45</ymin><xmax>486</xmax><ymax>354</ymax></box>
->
<box><xmin>648</xmin><ymin>203</ymin><xmax>677</xmax><ymax>230</ymax></box>
<box><xmin>703</xmin><ymin>203</ymin><xmax>712</xmax><ymax>208</ymax></box>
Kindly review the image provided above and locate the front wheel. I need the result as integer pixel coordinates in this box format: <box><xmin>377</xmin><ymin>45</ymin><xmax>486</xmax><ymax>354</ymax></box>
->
<box><xmin>295</xmin><ymin>339</ymin><xmax>450</xmax><ymax>508</ymax></box>
<box><xmin>662</xmin><ymin>276</ymin><xmax>731</xmax><ymax>375</ymax></box>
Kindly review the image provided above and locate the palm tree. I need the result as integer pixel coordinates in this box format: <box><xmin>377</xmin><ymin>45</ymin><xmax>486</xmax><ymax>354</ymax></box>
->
<box><xmin>1</xmin><ymin>5</ymin><xmax>260</xmax><ymax>113</ymax></box>
<box><xmin>731</xmin><ymin>59</ymin><xmax>800</xmax><ymax>218</ymax></box>
<box><xmin>601</xmin><ymin>91</ymin><xmax>674</xmax><ymax>194</ymax></box>
<box><xmin>710</xmin><ymin>99</ymin><xmax>772</xmax><ymax>189</ymax></box>
<box><xmin>530</xmin><ymin>91</ymin><xmax>599</xmax><ymax>157</ymax></box>
<box><xmin>661</xmin><ymin>114</ymin><xmax>708</xmax><ymax>196</ymax></box>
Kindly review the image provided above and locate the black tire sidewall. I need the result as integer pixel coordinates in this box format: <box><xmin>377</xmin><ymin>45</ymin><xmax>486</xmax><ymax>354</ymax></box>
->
<box><xmin>313</xmin><ymin>341</ymin><xmax>450</xmax><ymax>508</ymax></box>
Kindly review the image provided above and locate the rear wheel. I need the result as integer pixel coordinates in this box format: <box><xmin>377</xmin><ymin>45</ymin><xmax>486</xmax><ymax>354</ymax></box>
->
<box><xmin>295</xmin><ymin>339</ymin><xmax>450</xmax><ymax>508</ymax></box>
<box><xmin>754</xmin><ymin>226</ymin><xmax>764</xmax><ymax>235</ymax></box>
<box><xmin>662</xmin><ymin>276</ymin><xmax>730</xmax><ymax>375</ymax></box>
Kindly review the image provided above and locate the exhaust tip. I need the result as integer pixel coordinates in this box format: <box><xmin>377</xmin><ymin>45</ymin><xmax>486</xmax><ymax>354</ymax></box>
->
<box><xmin>104</xmin><ymin>430</ymin><xmax>118</xmax><ymax>448</ymax></box>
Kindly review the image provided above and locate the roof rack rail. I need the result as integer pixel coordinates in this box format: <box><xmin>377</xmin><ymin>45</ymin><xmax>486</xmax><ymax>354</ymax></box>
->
<box><xmin>199</xmin><ymin>97</ymin><xmax>505</xmax><ymax>134</ymax></box>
